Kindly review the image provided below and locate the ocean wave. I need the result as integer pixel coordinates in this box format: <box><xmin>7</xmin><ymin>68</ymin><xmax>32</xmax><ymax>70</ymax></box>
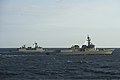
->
<box><xmin>80</xmin><ymin>67</ymin><xmax>120</xmax><ymax>75</ymax></box>
<box><xmin>0</xmin><ymin>71</ymin><xmax>19</xmax><ymax>76</ymax></box>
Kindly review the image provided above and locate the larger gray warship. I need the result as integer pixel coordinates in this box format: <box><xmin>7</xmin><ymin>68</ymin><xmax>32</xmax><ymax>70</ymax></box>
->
<box><xmin>18</xmin><ymin>35</ymin><xmax>113</xmax><ymax>55</ymax></box>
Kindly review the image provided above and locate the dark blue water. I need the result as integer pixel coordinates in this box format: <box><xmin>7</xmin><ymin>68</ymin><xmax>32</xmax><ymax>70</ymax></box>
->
<box><xmin>0</xmin><ymin>48</ymin><xmax>120</xmax><ymax>80</ymax></box>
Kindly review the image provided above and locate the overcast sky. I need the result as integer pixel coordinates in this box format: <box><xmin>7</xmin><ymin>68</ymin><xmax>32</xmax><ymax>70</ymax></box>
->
<box><xmin>0</xmin><ymin>0</ymin><xmax>120</xmax><ymax>48</ymax></box>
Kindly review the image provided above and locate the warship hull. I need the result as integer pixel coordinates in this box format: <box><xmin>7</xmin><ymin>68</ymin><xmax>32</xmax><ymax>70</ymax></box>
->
<box><xmin>47</xmin><ymin>50</ymin><xmax>113</xmax><ymax>55</ymax></box>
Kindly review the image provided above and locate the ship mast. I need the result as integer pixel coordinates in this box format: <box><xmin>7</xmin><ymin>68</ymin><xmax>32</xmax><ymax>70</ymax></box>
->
<box><xmin>34</xmin><ymin>41</ymin><xmax>38</xmax><ymax>48</ymax></box>
<box><xmin>87</xmin><ymin>35</ymin><xmax>91</xmax><ymax>46</ymax></box>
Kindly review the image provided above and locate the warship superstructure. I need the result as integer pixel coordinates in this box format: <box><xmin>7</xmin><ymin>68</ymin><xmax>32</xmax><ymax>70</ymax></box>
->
<box><xmin>18</xmin><ymin>36</ymin><xmax>113</xmax><ymax>55</ymax></box>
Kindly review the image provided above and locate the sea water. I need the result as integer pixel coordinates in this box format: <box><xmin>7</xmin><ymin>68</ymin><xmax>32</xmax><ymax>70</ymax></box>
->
<box><xmin>0</xmin><ymin>48</ymin><xmax>120</xmax><ymax>80</ymax></box>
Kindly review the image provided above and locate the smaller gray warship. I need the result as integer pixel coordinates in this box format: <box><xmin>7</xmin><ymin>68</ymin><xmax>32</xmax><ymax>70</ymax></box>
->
<box><xmin>18</xmin><ymin>42</ymin><xmax>45</xmax><ymax>53</ymax></box>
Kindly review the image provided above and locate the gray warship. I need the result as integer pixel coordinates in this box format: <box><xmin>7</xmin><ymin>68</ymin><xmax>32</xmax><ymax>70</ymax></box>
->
<box><xmin>18</xmin><ymin>42</ymin><xmax>45</xmax><ymax>53</ymax></box>
<box><xmin>47</xmin><ymin>35</ymin><xmax>113</xmax><ymax>55</ymax></box>
<box><xmin>18</xmin><ymin>35</ymin><xmax>113</xmax><ymax>55</ymax></box>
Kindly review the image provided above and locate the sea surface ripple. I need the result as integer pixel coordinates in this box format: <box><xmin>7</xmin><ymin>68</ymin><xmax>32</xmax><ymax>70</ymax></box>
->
<box><xmin>0</xmin><ymin>48</ymin><xmax>120</xmax><ymax>80</ymax></box>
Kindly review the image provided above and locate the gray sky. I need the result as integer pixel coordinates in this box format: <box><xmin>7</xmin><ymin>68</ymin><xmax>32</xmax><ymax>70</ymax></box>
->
<box><xmin>0</xmin><ymin>0</ymin><xmax>120</xmax><ymax>48</ymax></box>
